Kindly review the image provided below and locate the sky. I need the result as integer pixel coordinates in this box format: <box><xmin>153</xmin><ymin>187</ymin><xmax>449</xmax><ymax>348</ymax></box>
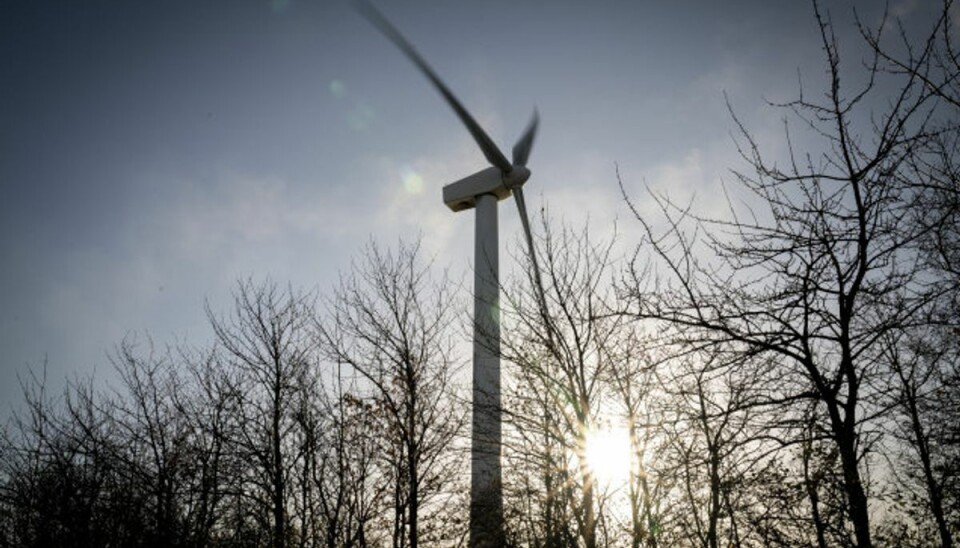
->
<box><xmin>0</xmin><ymin>0</ymin><xmax>942</xmax><ymax>415</ymax></box>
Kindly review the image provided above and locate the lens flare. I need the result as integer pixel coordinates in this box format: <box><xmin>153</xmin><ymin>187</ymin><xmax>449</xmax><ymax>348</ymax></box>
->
<box><xmin>329</xmin><ymin>80</ymin><xmax>347</xmax><ymax>99</ymax></box>
<box><xmin>271</xmin><ymin>0</ymin><xmax>292</xmax><ymax>13</ymax></box>
<box><xmin>400</xmin><ymin>166</ymin><xmax>424</xmax><ymax>194</ymax></box>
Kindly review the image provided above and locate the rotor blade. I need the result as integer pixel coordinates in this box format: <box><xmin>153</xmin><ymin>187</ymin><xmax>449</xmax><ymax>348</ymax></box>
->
<box><xmin>357</xmin><ymin>0</ymin><xmax>513</xmax><ymax>173</ymax></box>
<box><xmin>512</xmin><ymin>109</ymin><xmax>539</xmax><ymax>167</ymax></box>
<box><xmin>512</xmin><ymin>187</ymin><xmax>549</xmax><ymax>318</ymax></box>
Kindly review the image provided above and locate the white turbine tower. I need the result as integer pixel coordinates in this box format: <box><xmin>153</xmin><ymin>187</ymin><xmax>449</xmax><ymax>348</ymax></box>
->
<box><xmin>359</xmin><ymin>3</ymin><xmax>548</xmax><ymax>546</ymax></box>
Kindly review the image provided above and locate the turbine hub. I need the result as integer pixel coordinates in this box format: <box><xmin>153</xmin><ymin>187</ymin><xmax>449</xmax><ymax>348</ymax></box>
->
<box><xmin>503</xmin><ymin>166</ymin><xmax>531</xmax><ymax>189</ymax></box>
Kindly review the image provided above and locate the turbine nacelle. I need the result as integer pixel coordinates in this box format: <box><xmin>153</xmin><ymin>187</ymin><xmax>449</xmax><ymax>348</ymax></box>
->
<box><xmin>442</xmin><ymin>166</ymin><xmax>532</xmax><ymax>212</ymax></box>
<box><xmin>443</xmin><ymin>167</ymin><xmax>507</xmax><ymax>212</ymax></box>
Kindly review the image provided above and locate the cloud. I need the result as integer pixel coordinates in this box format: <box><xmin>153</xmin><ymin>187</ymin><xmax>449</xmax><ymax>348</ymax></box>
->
<box><xmin>21</xmin><ymin>169</ymin><xmax>372</xmax><ymax>391</ymax></box>
<box><xmin>620</xmin><ymin>148</ymin><xmax>729</xmax><ymax>226</ymax></box>
<box><xmin>890</xmin><ymin>0</ymin><xmax>920</xmax><ymax>18</ymax></box>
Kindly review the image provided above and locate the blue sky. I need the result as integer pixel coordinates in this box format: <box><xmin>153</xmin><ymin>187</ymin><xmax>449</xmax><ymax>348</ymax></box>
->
<box><xmin>0</xmin><ymin>0</ymin><xmax>938</xmax><ymax>413</ymax></box>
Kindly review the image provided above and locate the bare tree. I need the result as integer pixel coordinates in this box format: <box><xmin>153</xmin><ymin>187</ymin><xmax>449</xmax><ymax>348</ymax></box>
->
<box><xmin>650</xmin><ymin>347</ymin><xmax>808</xmax><ymax>547</ymax></box>
<box><xmin>108</xmin><ymin>338</ymin><xmax>197</xmax><ymax>548</ymax></box>
<box><xmin>621</xmin><ymin>2</ymin><xmax>950</xmax><ymax>545</ymax></box>
<box><xmin>603</xmin><ymin>326</ymin><xmax>663</xmax><ymax>548</ymax></box>
<box><xmin>293</xmin><ymin>360</ymin><xmax>386</xmax><ymax>548</ymax></box>
<box><xmin>208</xmin><ymin>279</ymin><xmax>317</xmax><ymax>548</ymax></box>
<box><xmin>318</xmin><ymin>238</ymin><xmax>466</xmax><ymax>548</ymax></box>
<box><xmin>879</xmin><ymin>327</ymin><xmax>957</xmax><ymax>547</ymax></box>
<box><xmin>501</xmin><ymin>218</ymin><xmax>634</xmax><ymax>548</ymax></box>
<box><xmin>0</xmin><ymin>367</ymin><xmax>143</xmax><ymax>548</ymax></box>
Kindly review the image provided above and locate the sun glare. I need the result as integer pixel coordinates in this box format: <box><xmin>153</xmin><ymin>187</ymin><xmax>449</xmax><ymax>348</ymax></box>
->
<box><xmin>584</xmin><ymin>425</ymin><xmax>632</xmax><ymax>487</ymax></box>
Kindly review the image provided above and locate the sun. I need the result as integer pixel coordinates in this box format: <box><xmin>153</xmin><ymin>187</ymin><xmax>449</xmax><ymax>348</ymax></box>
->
<box><xmin>584</xmin><ymin>425</ymin><xmax>633</xmax><ymax>487</ymax></box>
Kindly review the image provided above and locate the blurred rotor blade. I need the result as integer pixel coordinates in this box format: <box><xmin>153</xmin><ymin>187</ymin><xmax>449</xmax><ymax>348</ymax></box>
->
<box><xmin>357</xmin><ymin>0</ymin><xmax>513</xmax><ymax>173</ymax></box>
<box><xmin>512</xmin><ymin>187</ymin><xmax>548</xmax><ymax>317</ymax></box>
<box><xmin>512</xmin><ymin>109</ymin><xmax>539</xmax><ymax>167</ymax></box>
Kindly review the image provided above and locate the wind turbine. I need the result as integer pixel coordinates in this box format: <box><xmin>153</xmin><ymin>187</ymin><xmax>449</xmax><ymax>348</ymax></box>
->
<box><xmin>358</xmin><ymin>3</ymin><xmax>547</xmax><ymax>546</ymax></box>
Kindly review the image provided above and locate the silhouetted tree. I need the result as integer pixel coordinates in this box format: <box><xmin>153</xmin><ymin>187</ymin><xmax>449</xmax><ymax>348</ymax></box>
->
<box><xmin>602</xmin><ymin>327</ymin><xmax>661</xmax><ymax>548</ymax></box>
<box><xmin>501</xmin><ymin>219</ymin><xmax>634</xmax><ymax>547</ymax></box>
<box><xmin>295</xmin><ymin>361</ymin><xmax>385</xmax><ymax>547</ymax></box>
<box><xmin>177</xmin><ymin>345</ymin><xmax>239</xmax><ymax>547</ymax></box>
<box><xmin>109</xmin><ymin>339</ymin><xmax>197</xmax><ymax>547</ymax></box>
<box><xmin>622</xmin><ymin>2</ymin><xmax>953</xmax><ymax>545</ymax></box>
<box><xmin>318</xmin><ymin>239</ymin><xmax>467</xmax><ymax>548</ymax></box>
<box><xmin>208</xmin><ymin>280</ymin><xmax>317</xmax><ymax>548</ymax></box>
<box><xmin>0</xmin><ymin>369</ymin><xmax>143</xmax><ymax>548</ymax></box>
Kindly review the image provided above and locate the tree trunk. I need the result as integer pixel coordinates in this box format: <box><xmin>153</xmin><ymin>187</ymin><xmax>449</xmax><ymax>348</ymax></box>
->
<box><xmin>826</xmin><ymin>400</ymin><xmax>871</xmax><ymax>548</ymax></box>
<box><xmin>803</xmin><ymin>453</ymin><xmax>829</xmax><ymax>548</ymax></box>
<box><xmin>706</xmin><ymin>453</ymin><xmax>721</xmax><ymax>548</ymax></box>
<box><xmin>408</xmin><ymin>440</ymin><xmax>418</xmax><ymax>548</ymax></box>
<box><xmin>273</xmin><ymin>371</ymin><xmax>286</xmax><ymax>548</ymax></box>
<box><xmin>577</xmin><ymin>431</ymin><xmax>597</xmax><ymax>548</ymax></box>
<box><xmin>905</xmin><ymin>387</ymin><xmax>953</xmax><ymax>548</ymax></box>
